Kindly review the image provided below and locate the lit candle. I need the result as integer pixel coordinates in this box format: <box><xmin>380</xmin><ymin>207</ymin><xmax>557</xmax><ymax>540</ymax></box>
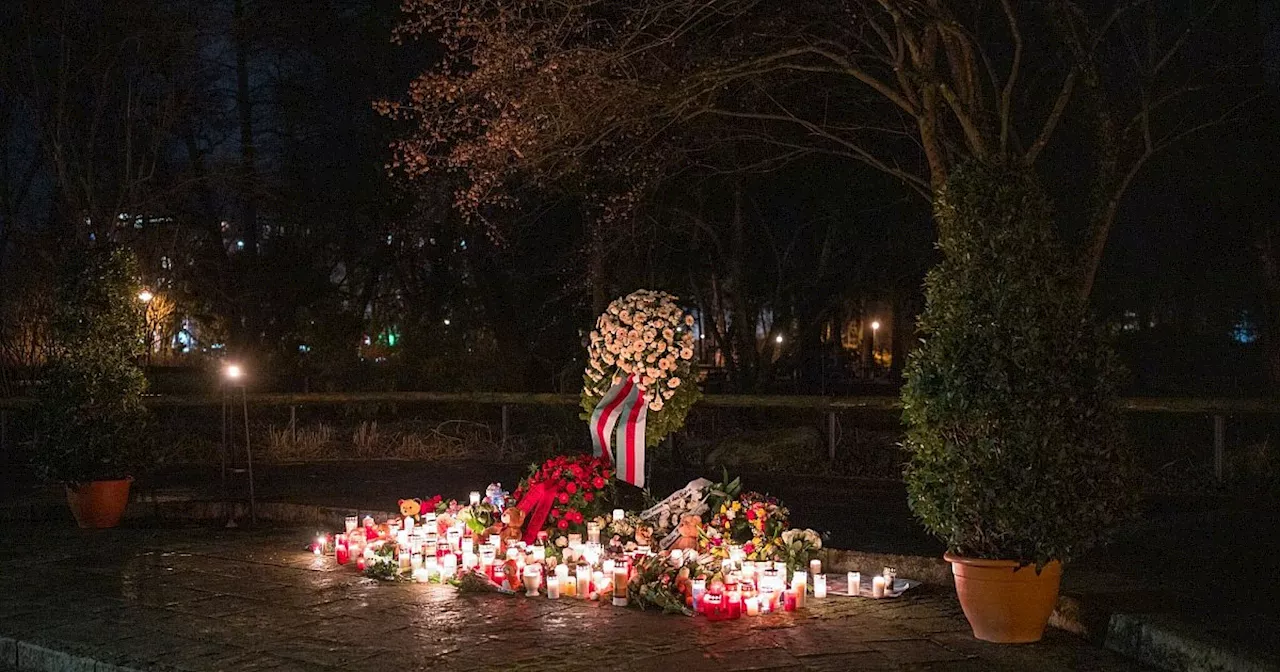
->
<box><xmin>462</xmin><ymin>552</ymin><xmax>478</xmax><ymax>571</ymax></box>
<box><xmin>413</xmin><ymin>566</ymin><xmax>429</xmax><ymax>583</ymax></box>
<box><xmin>547</xmin><ymin>574</ymin><xmax>561</xmax><ymax>599</ymax></box>
<box><xmin>587</xmin><ymin>522</ymin><xmax>601</xmax><ymax>545</ymax></box>
<box><xmin>568</xmin><ymin>533</ymin><xmax>582</xmax><ymax>547</ymax></box>
<box><xmin>592</xmin><ymin>571</ymin><xmax>605</xmax><ymax>598</ymax></box>
<box><xmin>759</xmin><ymin>587</ymin><xmax>774</xmax><ymax>613</ymax></box>
<box><xmin>791</xmin><ymin>574</ymin><xmax>806</xmax><ymax>609</ymax></box>
<box><xmin>813</xmin><ymin>574</ymin><xmax>827</xmax><ymax>598</ymax></box>
<box><xmin>612</xmin><ymin>563</ymin><xmax>629</xmax><ymax>606</ymax></box>
<box><xmin>314</xmin><ymin>534</ymin><xmax>327</xmax><ymax>556</ymax></box>
<box><xmin>602</xmin><ymin>559</ymin><xmax>615</xmax><ymax>576</ymax></box>
<box><xmin>691</xmin><ymin>578</ymin><xmax>706</xmax><ymax>611</ymax></box>
<box><xmin>425</xmin><ymin>555</ymin><xmax>439</xmax><ymax>581</ymax></box>
<box><xmin>523</xmin><ymin>565</ymin><xmax>542</xmax><ymax>596</ymax></box>
<box><xmin>882</xmin><ymin>567</ymin><xmax>897</xmax><ymax>595</ymax></box>
<box><xmin>411</xmin><ymin>552</ymin><xmax>423</xmax><ymax>571</ymax></box>
<box><xmin>441</xmin><ymin>553</ymin><xmax>458</xmax><ymax>580</ymax></box>
<box><xmin>404</xmin><ymin>516</ymin><xmax>415</xmax><ymax>534</ymax></box>
<box><xmin>848</xmin><ymin>571</ymin><xmax>860</xmax><ymax>596</ymax></box>
<box><xmin>469</xmin><ymin>491</ymin><xmax>481</xmax><ymax>506</ymax></box>
<box><xmin>555</xmin><ymin>563</ymin><xmax>570</xmax><ymax>583</ymax></box>
<box><xmin>335</xmin><ymin>534</ymin><xmax>349</xmax><ymax>565</ymax></box>
<box><xmin>727</xmin><ymin>589</ymin><xmax>743</xmax><ymax>619</ymax></box>
<box><xmin>872</xmin><ymin>576</ymin><xmax>886</xmax><ymax>598</ymax></box>
<box><xmin>810</xmin><ymin>559</ymin><xmax>821</xmax><ymax>576</ymax></box>
<box><xmin>744</xmin><ymin>596</ymin><xmax>760</xmax><ymax>616</ymax></box>
<box><xmin>345</xmin><ymin>516</ymin><xmax>358</xmax><ymax>533</ymax></box>
<box><xmin>530</xmin><ymin>545</ymin><xmax>546</xmax><ymax>563</ymax></box>
<box><xmin>576</xmin><ymin>565</ymin><xmax>591</xmax><ymax>599</ymax></box>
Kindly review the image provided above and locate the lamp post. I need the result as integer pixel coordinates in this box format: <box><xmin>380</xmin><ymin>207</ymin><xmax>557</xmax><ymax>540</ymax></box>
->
<box><xmin>138</xmin><ymin>290</ymin><xmax>154</xmax><ymax>365</ymax></box>
<box><xmin>870</xmin><ymin>321</ymin><xmax>881</xmax><ymax>378</ymax></box>
<box><xmin>220</xmin><ymin>363</ymin><xmax>256</xmax><ymax>525</ymax></box>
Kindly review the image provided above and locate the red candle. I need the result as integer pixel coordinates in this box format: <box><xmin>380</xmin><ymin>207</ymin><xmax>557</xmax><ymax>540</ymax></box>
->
<box><xmin>784</xmin><ymin>591</ymin><xmax>797</xmax><ymax>612</ymax></box>
<box><xmin>335</xmin><ymin>535</ymin><xmax>350</xmax><ymax>565</ymax></box>
<box><xmin>727</xmin><ymin>590</ymin><xmax>743</xmax><ymax>619</ymax></box>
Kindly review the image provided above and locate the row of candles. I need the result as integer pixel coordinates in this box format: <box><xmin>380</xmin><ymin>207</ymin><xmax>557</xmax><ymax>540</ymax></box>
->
<box><xmin>315</xmin><ymin>504</ymin><xmax>900</xmax><ymax>618</ymax></box>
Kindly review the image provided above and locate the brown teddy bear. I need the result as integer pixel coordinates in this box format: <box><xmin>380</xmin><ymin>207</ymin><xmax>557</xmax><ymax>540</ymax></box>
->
<box><xmin>669</xmin><ymin>514</ymin><xmax>702</xmax><ymax>551</ymax></box>
<box><xmin>398</xmin><ymin>498</ymin><xmax>422</xmax><ymax>519</ymax></box>
<box><xmin>634</xmin><ymin>523</ymin><xmax>653</xmax><ymax>548</ymax></box>
<box><xmin>498</xmin><ymin>507</ymin><xmax>525</xmax><ymax>550</ymax></box>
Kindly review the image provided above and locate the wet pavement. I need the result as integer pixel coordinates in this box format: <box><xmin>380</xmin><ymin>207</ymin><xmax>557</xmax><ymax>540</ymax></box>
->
<box><xmin>0</xmin><ymin>525</ymin><xmax>1148</xmax><ymax>671</ymax></box>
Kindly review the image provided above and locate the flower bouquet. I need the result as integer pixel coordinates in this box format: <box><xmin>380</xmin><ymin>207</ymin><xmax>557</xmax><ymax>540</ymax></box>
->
<box><xmin>513</xmin><ymin>454</ymin><xmax>615</xmax><ymax>536</ymax></box>
<box><xmin>780</xmin><ymin>528</ymin><xmax>824</xmax><ymax>575</ymax></box>
<box><xmin>628</xmin><ymin>553</ymin><xmax>696</xmax><ymax>616</ymax></box>
<box><xmin>706</xmin><ymin>491</ymin><xmax>791</xmax><ymax>561</ymax></box>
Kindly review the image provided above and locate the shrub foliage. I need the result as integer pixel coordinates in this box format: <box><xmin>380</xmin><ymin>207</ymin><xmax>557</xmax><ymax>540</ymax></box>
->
<box><xmin>902</xmin><ymin>163</ymin><xmax>1136</xmax><ymax>568</ymax></box>
<box><xmin>34</xmin><ymin>247</ymin><xmax>149</xmax><ymax>483</ymax></box>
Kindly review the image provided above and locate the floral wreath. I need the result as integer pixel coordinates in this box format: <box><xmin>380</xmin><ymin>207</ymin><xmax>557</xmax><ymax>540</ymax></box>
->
<box><xmin>581</xmin><ymin>290</ymin><xmax>702</xmax><ymax>447</ymax></box>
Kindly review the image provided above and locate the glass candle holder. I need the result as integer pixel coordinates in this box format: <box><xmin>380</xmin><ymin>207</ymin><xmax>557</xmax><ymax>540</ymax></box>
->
<box><xmin>470</xmin><ymin>491</ymin><xmax>482</xmax><ymax>506</ymax></box>
<box><xmin>523</xmin><ymin>564</ymin><xmax>542</xmax><ymax>597</ymax></box>
<box><xmin>810</xmin><ymin>559</ymin><xmax>821</xmax><ymax>576</ymax></box>
<box><xmin>587</xmin><ymin>522</ymin><xmax>601</xmax><ymax>545</ymax></box>
<box><xmin>813</xmin><ymin>573</ymin><xmax>827</xmax><ymax>598</ymax></box>
<box><xmin>848</xmin><ymin>571</ymin><xmax>861</xmax><ymax>596</ymax></box>
<box><xmin>345</xmin><ymin>516</ymin><xmax>358</xmax><ymax>533</ymax></box>
<box><xmin>612</xmin><ymin>509</ymin><xmax>625</xmax><ymax>522</ymax></box>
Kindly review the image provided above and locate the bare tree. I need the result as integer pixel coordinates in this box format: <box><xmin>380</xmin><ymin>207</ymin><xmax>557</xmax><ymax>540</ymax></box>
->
<box><xmin>382</xmin><ymin>0</ymin><xmax>1252</xmax><ymax>305</ymax></box>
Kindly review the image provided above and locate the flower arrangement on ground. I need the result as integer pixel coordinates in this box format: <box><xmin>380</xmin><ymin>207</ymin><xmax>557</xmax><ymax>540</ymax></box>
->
<box><xmin>513</xmin><ymin>454</ymin><xmax>615</xmax><ymax>536</ymax></box>
<box><xmin>581</xmin><ymin>290</ymin><xmax>702</xmax><ymax>447</ymax></box>
<box><xmin>706</xmin><ymin>491</ymin><xmax>791</xmax><ymax>561</ymax></box>
<box><xmin>780</xmin><ymin>528</ymin><xmax>823</xmax><ymax>575</ymax></box>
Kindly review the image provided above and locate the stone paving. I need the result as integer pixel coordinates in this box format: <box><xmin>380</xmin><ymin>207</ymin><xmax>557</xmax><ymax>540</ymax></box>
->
<box><xmin>0</xmin><ymin>525</ymin><xmax>1149</xmax><ymax>672</ymax></box>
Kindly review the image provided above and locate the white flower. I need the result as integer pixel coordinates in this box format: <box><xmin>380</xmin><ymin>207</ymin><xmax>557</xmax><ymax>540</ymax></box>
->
<box><xmin>668</xmin><ymin>377</ymin><xmax>681</xmax><ymax>388</ymax></box>
<box><xmin>649</xmin><ymin>400</ymin><xmax>664</xmax><ymax>412</ymax></box>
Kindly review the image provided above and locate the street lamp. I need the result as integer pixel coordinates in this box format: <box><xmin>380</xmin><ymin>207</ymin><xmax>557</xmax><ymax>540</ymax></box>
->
<box><xmin>220</xmin><ymin>362</ymin><xmax>255</xmax><ymax>525</ymax></box>
<box><xmin>870</xmin><ymin>320</ymin><xmax>880</xmax><ymax>332</ymax></box>
<box><xmin>775</xmin><ymin>334</ymin><xmax>784</xmax><ymax>344</ymax></box>
<box><xmin>138</xmin><ymin>289</ymin><xmax>154</xmax><ymax>303</ymax></box>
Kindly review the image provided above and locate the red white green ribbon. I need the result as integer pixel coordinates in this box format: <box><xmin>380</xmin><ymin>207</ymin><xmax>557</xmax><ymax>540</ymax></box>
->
<box><xmin>590</xmin><ymin>376</ymin><xmax>648</xmax><ymax>488</ymax></box>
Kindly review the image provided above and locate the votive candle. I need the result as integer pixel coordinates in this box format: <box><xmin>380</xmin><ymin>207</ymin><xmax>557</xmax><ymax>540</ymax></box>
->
<box><xmin>692</xmin><ymin>578</ymin><xmax>706</xmax><ymax>611</ymax></box>
<box><xmin>345</xmin><ymin>516</ymin><xmax>358</xmax><ymax>533</ymax></box>
<box><xmin>872</xmin><ymin>575</ymin><xmax>886</xmax><ymax>598</ymax></box>
<box><xmin>576</xmin><ymin>566</ymin><xmax>591</xmax><ymax>599</ymax></box>
<box><xmin>592</xmin><ymin>571</ymin><xmax>605</xmax><ymax>598</ymax></box>
<box><xmin>791</xmin><ymin>574</ymin><xmax>807</xmax><ymax>609</ymax></box>
<box><xmin>744</xmin><ymin>595</ymin><xmax>760</xmax><ymax>616</ymax></box>
<box><xmin>613</xmin><ymin>508</ymin><xmax>625</xmax><ymax>521</ymax></box>
<box><xmin>810</xmin><ymin>559</ymin><xmax>821</xmax><ymax>576</ymax></box>
<box><xmin>469</xmin><ymin>491</ymin><xmax>481</xmax><ymax>506</ymax></box>
<box><xmin>441</xmin><ymin>553</ymin><xmax>458</xmax><ymax>580</ymax></box>
<box><xmin>813</xmin><ymin>574</ymin><xmax>827</xmax><ymax>598</ymax></box>
<box><xmin>612</xmin><ymin>565</ymin><xmax>629</xmax><ymax>606</ymax></box>
<box><xmin>587</xmin><ymin>522</ymin><xmax>601</xmax><ymax>545</ymax></box>
<box><xmin>404</xmin><ymin>516</ymin><xmax>415</xmax><ymax>534</ymax></box>
<box><xmin>848</xmin><ymin>572</ymin><xmax>860</xmax><ymax>596</ymax></box>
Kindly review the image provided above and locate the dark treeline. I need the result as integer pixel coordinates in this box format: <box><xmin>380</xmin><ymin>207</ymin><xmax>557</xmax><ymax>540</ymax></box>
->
<box><xmin>0</xmin><ymin>0</ymin><xmax>1276</xmax><ymax>396</ymax></box>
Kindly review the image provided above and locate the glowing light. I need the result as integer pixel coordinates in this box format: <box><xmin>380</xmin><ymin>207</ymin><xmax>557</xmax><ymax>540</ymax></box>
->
<box><xmin>224</xmin><ymin>364</ymin><xmax>243</xmax><ymax>380</ymax></box>
<box><xmin>137</xmin><ymin>289</ymin><xmax>154</xmax><ymax>303</ymax></box>
<box><xmin>775</xmin><ymin>335</ymin><xmax>784</xmax><ymax>344</ymax></box>
<box><xmin>871</xmin><ymin>321</ymin><xmax>881</xmax><ymax>331</ymax></box>
<box><xmin>443</xmin><ymin>319</ymin><xmax>451</xmax><ymax>326</ymax></box>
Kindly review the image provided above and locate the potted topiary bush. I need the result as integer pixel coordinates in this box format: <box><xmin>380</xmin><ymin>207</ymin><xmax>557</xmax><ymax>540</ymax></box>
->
<box><xmin>902</xmin><ymin>162</ymin><xmax>1137</xmax><ymax>643</ymax></box>
<box><xmin>33</xmin><ymin>247</ymin><xmax>149</xmax><ymax>528</ymax></box>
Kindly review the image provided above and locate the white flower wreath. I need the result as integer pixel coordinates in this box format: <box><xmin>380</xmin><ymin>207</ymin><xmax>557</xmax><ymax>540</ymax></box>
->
<box><xmin>581</xmin><ymin>290</ymin><xmax>702</xmax><ymax>447</ymax></box>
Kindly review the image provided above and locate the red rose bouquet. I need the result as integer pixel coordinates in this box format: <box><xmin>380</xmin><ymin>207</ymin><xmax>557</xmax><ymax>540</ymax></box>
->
<box><xmin>514</xmin><ymin>454</ymin><xmax>615</xmax><ymax>536</ymax></box>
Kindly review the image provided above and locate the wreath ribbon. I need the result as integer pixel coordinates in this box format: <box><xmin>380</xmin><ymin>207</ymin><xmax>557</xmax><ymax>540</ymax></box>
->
<box><xmin>515</xmin><ymin>480</ymin><xmax>561</xmax><ymax>545</ymax></box>
<box><xmin>589</xmin><ymin>375</ymin><xmax>648</xmax><ymax>488</ymax></box>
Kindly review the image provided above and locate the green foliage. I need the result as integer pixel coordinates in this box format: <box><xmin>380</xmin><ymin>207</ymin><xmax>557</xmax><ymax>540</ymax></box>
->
<box><xmin>901</xmin><ymin>163</ymin><xmax>1137</xmax><ymax>568</ymax></box>
<box><xmin>33</xmin><ymin>247</ymin><xmax>149</xmax><ymax>483</ymax></box>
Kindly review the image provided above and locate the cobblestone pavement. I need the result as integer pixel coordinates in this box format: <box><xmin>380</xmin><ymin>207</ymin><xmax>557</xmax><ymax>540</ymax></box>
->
<box><xmin>0</xmin><ymin>526</ymin><xmax>1148</xmax><ymax>671</ymax></box>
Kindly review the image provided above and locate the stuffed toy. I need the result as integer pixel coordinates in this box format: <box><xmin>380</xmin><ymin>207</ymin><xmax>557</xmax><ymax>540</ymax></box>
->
<box><xmin>399</xmin><ymin>498</ymin><xmax>422</xmax><ymax>519</ymax></box>
<box><xmin>499</xmin><ymin>507</ymin><xmax>525</xmax><ymax>550</ymax></box>
<box><xmin>669</xmin><ymin>514</ymin><xmax>702</xmax><ymax>551</ymax></box>
<box><xmin>634</xmin><ymin>524</ymin><xmax>654</xmax><ymax>548</ymax></box>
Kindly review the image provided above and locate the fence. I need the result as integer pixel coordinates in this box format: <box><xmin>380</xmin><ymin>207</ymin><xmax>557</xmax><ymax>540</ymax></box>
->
<box><xmin>2</xmin><ymin>392</ymin><xmax>1275</xmax><ymax>482</ymax></box>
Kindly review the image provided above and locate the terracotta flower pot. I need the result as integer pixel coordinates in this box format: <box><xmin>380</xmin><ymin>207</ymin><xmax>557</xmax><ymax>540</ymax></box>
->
<box><xmin>65</xmin><ymin>478</ymin><xmax>132</xmax><ymax>529</ymax></box>
<box><xmin>945</xmin><ymin>552</ymin><xmax>1062</xmax><ymax>644</ymax></box>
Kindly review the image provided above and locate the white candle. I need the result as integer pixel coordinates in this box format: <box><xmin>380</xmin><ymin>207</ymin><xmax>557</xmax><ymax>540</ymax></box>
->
<box><xmin>612</xmin><ymin>566</ymin><xmax>629</xmax><ymax>606</ymax></box>
<box><xmin>530</xmin><ymin>545</ymin><xmax>546</xmax><ymax>563</ymax></box>
<box><xmin>523</xmin><ymin>565</ymin><xmax>542</xmax><ymax>596</ymax></box>
<box><xmin>848</xmin><ymin>572</ymin><xmax>860</xmax><ymax>596</ymax></box>
<box><xmin>791</xmin><ymin>574</ymin><xmax>807</xmax><ymax>609</ymax></box>
<box><xmin>813</xmin><ymin>574</ymin><xmax>827</xmax><ymax>598</ymax></box>
<box><xmin>425</xmin><ymin>555</ymin><xmax>439</xmax><ymax>580</ymax></box>
<box><xmin>872</xmin><ymin>576</ymin><xmax>886</xmax><ymax>598</ymax></box>
<box><xmin>469</xmin><ymin>491</ymin><xmax>481</xmax><ymax>506</ymax></box>
<box><xmin>345</xmin><ymin>516</ymin><xmax>358</xmax><ymax>533</ymax></box>
<box><xmin>555</xmin><ymin>563</ymin><xmax>570</xmax><ymax>583</ymax></box>
<box><xmin>744</xmin><ymin>596</ymin><xmax>760</xmax><ymax>616</ymax></box>
<box><xmin>587</xmin><ymin>522</ymin><xmax>601</xmax><ymax>545</ymax></box>
<box><xmin>592</xmin><ymin>571</ymin><xmax>605</xmax><ymax>599</ymax></box>
<box><xmin>576</xmin><ymin>567</ymin><xmax>591</xmax><ymax>599</ymax></box>
<box><xmin>441</xmin><ymin>554</ymin><xmax>458</xmax><ymax>579</ymax></box>
<box><xmin>810</xmin><ymin>559</ymin><xmax>821</xmax><ymax>575</ymax></box>
<box><xmin>411</xmin><ymin>553</ymin><xmax>423</xmax><ymax>570</ymax></box>
<box><xmin>404</xmin><ymin>517</ymin><xmax>415</xmax><ymax>534</ymax></box>
<box><xmin>462</xmin><ymin>552</ymin><xmax>478</xmax><ymax>571</ymax></box>
<box><xmin>413</xmin><ymin>566</ymin><xmax>430</xmax><ymax>583</ymax></box>
<box><xmin>547</xmin><ymin>575</ymin><xmax>560</xmax><ymax>598</ymax></box>
<box><xmin>613</xmin><ymin>509</ymin><xmax>625</xmax><ymax>521</ymax></box>
<box><xmin>602</xmin><ymin>559</ymin><xmax>616</xmax><ymax>576</ymax></box>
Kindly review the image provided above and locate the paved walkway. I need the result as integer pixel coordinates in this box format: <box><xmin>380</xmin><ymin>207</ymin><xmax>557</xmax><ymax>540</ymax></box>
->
<box><xmin>0</xmin><ymin>525</ymin><xmax>1147</xmax><ymax>672</ymax></box>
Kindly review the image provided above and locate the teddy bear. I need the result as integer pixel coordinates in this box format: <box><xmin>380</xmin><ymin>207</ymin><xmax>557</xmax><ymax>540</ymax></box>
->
<box><xmin>498</xmin><ymin>507</ymin><xmax>525</xmax><ymax>550</ymax></box>
<box><xmin>398</xmin><ymin>498</ymin><xmax>422</xmax><ymax>519</ymax></box>
<box><xmin>634</xmin><ymin>523</ymin><xmax>654</xmax><ymax>548</ymax></box>
<box><xmin>669</xmin><ymin>514</ymin><xmax>702</xmax><ymax>551</ymax></box>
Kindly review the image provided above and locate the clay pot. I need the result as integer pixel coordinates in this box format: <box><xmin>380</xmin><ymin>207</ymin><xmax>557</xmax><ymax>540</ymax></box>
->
<box><xmin>945</xmin><ymin>552</ymin><xmax>1062</xmax><ymax>643</ymax></box>
<box><xmin>65</xmin><ymin>479</ymin><xmax>132</xmax><ymax>529</ymax></box>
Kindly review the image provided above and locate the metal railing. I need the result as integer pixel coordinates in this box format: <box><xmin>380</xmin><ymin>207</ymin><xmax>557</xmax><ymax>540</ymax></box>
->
<box><xmin>2</xmin><ymin>392</ymin><xmax>1276</xmax><ymax>481</ymax></box>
